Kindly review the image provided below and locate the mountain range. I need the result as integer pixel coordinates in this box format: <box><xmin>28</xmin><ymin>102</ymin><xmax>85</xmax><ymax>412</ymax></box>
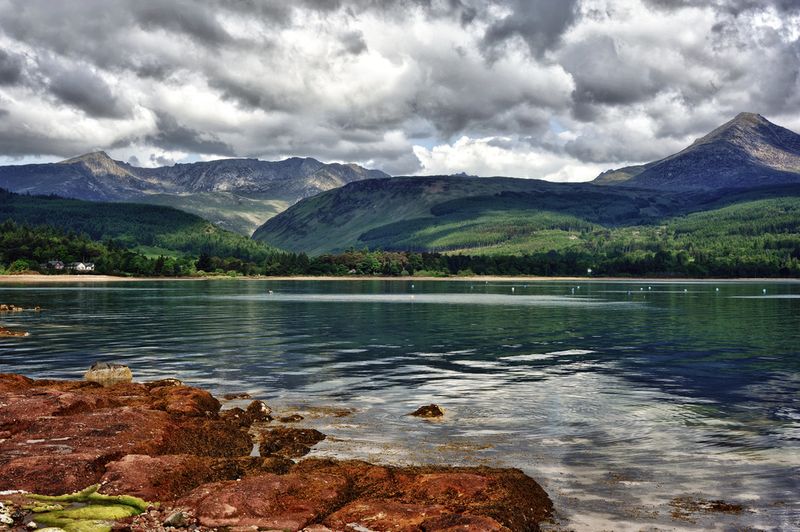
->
<box><xmin>0</xmin><ymin>112</ymin><xmax>798</xmax><ymax>259</ymax></box>
<box><xmin>0</xmin><ymin>153</ymin><xmax>388</xmax><ymax>235</ymax></box>
<box><xmin>253</xmin><ymin>113</ymin><xmax>800</xmax><ymax>254</ymax></box>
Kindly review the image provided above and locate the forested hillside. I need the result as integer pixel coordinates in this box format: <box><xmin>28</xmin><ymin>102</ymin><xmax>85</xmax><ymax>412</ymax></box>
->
<box><xmin>0</xmin><ymin>189</ymin><xmax>277</xmax><ymax>261</ymax></box>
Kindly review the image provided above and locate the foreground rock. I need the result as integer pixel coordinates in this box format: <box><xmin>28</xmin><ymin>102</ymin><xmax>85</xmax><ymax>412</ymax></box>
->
<box><xmin>0</xmin><ymin>373</ymin><xmax>553</xmax><ymax>531</ymax></box>
<box><xmin>84</xmin><ymin>361</ymin><xmax>133</xmax><ymax>386</ymax></box>
<box><xmin>410</xmin><ymin>403</ymin><xmax>445</xmax><ymax>418</ymax></box>
<box><xmin>0</xmin><ymin>327</ymin><xmax>28</xmax><ymax>337</ymax></box>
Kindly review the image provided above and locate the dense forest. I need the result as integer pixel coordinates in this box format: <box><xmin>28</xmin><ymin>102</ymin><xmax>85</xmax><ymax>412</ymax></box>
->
<box><xmin>0</xmin><ymin>189</ymin><xmax>277</xmax><ymax>261</ymax></box>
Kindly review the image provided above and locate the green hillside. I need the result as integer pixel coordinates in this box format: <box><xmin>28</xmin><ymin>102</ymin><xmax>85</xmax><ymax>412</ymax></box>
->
<box><xmin>0</xmin><ymin>189</ymin><xmax>278</xmax><ymax>261</ymax></box>
<box><xmin>357</xmin><ymin>193</ymin><xmax>800</xmax><ymax>259</ymax></box>
<box><xmin>252</xmin><ymin>176</ymin><xmax>689</xmax><ymax>254</ymax></box>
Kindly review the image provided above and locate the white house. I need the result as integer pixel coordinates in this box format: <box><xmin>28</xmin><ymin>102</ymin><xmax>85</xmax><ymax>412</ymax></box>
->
<box><xmin>68</xmin><ymin>262</ymin><xmax>95</xmax><ymax>272</ymax></box>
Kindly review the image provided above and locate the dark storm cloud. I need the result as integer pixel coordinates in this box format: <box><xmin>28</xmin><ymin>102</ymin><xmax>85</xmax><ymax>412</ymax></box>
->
<box><xmin>340</xmin><ymin>30</ymin><xmax>368</xmax><ymax>55</ymax></box>
<box><xmin>0</xmin><ymin>49</ymin><xmax>23</xmax><ymax>85</ymax></box>
<box><xmin>482</xmin><ymin>0</ymin><xmax>579</xmax><ymax>57</ymax></box>
<box><xmin>47</xmin><ymin>67</ymin><xmax>128</xmax><ymax>119</ymax></box>
<box><xmin>645</xmin><ymin>0</ymin><xmax>800</xmax><ymax>15</ymax></box>
<box><xmin>145</xmin><ymin>113</ymin><xmax>236</xmax><ymax>156</ymax></box>
<box><xmin>132</xmin><ymin>1</ymin><xmax>232</xmax><ymax>45</ymax></box>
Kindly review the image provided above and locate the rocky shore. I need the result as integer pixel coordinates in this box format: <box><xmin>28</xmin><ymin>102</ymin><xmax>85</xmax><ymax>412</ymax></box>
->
<box><xmin>0</xmin><ymin>373</ymin><xmax>553</xmax><ymax>531</ymax></box>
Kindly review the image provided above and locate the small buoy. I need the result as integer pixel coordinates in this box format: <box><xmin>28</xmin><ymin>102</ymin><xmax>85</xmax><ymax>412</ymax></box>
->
<box><xmin>511</xmin><ymin>287</ymin><xmax>515</xmax><ymax>292</ymax></box>
<box><xmin>268</xmin><ymin>290</ymin><xmax>273</xmax><ymax>295</ymax></box>
<box><xmin>648</xmin><ymin>286</ymin><xmax>652</xmax><ymax>290</ymax></box>
<box><xmin>762</xmin><ymin>288</ymin><xmax>767</xmax><ymax>294</ymax></box>
<box><xmin>684</xmin><ymin>288</ymin><xmax>688</xmax><ymax>292</ymax></box>
<box><xmin>715</xmin><ymin>287</ymin><xmax>719</xmax><ymax>292</ymax></box>
<box><xmin>411</xmin><ymin>284</ymin><xmax>415</xmax><ymax>289</ymax></box>
<box><xmin>640</xmin><ymin>287</ymin><xmax>644</xmax><ymax>291</ymax></box>
<box><xmin>576</xmin><ymin>285</ymin><xmax>580</xmax><ymax>289</ymax></box>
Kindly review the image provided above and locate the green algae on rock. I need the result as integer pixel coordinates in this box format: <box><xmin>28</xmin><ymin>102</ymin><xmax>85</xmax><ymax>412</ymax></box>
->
<box><xmin>24</xmin><ymin>484</ymin><xmax>148</xmax><ymax>532</ymax></box>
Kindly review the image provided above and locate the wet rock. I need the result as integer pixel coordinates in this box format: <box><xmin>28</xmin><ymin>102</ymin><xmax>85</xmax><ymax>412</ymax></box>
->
<box><xmin>326</xmin><ymin>499</ymin><xmax>451</xmax><ymax>530</ymax></box>
<box><xmin>0</xmin><ymin>327</ymin><xmax>28</xmax><ymax>337</ymax></box>
<box><xmin>0</xmin><ymin>373</ymin><xmax>34</xmax><ymax>392</ymax></box>
<box><xmin>163</xmin><ymin>510</ymin><xmax>189</xmax><ymax>527</ymax></box>
<box><xmin>0</xmin><ymin>454</ymin><xmax>108</xmax><ymax>495</ymax></box>
<box><xmin>179</xmin><ymin>471</ymin><xmax>349</xmax><ymax>530</ymax></box>
<box><xmin>143</xmin><ymin>378</ymin><xmax>183</xmax><ymax>390</ymax></box>
<box><xmin>246</xmin><ymin>400</ymin><xmax>272</xmax><ymax>420</ymax></box>
<box><xmin>84</xmin><ymin>362</ymin><xmax>133</xmax><ymax>387</ymax></box>
<box><xmin>100</xmin><ymin>454</ymin><xmax>293</xmax><ymax>502</ymax></box>
<box><xmin>149</xmin><ymin>385</ymin><xmax>220</xmax><ymax>417</ymax></box>
<box><xmin>295</xmin><ymin>459</ymin><xmax>553</xmax><ymax>532</ymax></box>
<box><xmin>256</xmin><ymin>428</ymin><xmax>326</xmax><ymax>458</ymax></box>
<box><xmin>223</xmin><ymin>401</ymin><xmax>273</xmax><ymax>427</ymax></box>
<box><xmin>223</xmin><ymin>392</ymin><xmax>252</xmax><ymax>400</ymax></box>
<box><xmin>279</xmin><ymin>413</ymin><xmax>304</xmax><ymax>423</ymax></box>
<box><xmin>670</xmin><ymin>496</ymin><xmax>745</xmax><ymax>521</ymax></box>
<box><xmin>0</xmin><ymin>374</ymin><xmax>554</xmax><ymax>531</ymax></box>
<box><xmin>410</xmin><ymin>403</ymin><xmax>445</xmax><ymax>418</ymax></box>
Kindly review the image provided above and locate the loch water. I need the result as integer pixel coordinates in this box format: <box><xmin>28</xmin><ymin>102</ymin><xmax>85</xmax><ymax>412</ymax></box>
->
<box><xmin>1</xmin><ymin>279</ymin><xmax>798</xmax><ymax>530</ymax></box>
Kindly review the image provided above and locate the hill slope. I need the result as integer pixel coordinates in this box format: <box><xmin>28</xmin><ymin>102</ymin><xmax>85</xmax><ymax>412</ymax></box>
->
<box><xmin>252</xmin><ymin>176</ymin><xmax>694</xmax><ymax>254</ymax></box>
<box><xmin>0</xmin><ymin>188</ymin><xmax>277</xmax><ymax>261</ymax></box>
<box><xmin>594</xmin><ymin>113</ymin><xmax>800</xmax><ymax>190</ymax></box>
<box><xmin>0</xmin><ymin>152</ymin><xmax>389</xmax><ymax>234</ymax></box>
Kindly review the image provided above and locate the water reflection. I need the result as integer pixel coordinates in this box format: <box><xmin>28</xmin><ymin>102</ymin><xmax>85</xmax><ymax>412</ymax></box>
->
<box><xmin>0</xmin><ymin>279</ymin><xmax>798</xmax><ymax>530</ymax></box>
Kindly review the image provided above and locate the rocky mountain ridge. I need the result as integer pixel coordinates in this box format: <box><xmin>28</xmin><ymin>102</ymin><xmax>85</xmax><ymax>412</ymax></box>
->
<box><xmin>0</xmin><ymin>152</ymin><xmax>389</xmax><ymax>234</ymax></box>
<box><xmin>594</xmin><ymin>112</ymin><xmax>800</xmax><ymax>189</ymax></box>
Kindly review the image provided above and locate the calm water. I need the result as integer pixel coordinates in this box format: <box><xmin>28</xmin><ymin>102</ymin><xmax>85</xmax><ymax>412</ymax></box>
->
<box><xmin>1</xmin><ymin>279</ymin><xmax>798</xmax><ymax>530</ymax></box>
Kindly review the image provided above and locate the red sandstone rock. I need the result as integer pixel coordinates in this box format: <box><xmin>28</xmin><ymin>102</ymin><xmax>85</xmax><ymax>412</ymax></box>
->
<box><xmin>179</xmin><ymin>471</ymin><xmax>349</xmax><ymax>529</ymax></box>
<box><xmin>149</xmin><ymin>385</ymin><xmax>220</xmax><ymax>416</ymax></box>
<box><xmin>0</xmin><ymin>453</ymin><xmax>108</xmax><ymax>495</ymax></box>
<box><xmin>100</xmin><ymin>454</ymin><xmax>293</xmax><ymax>501</ymax></box>
<box><xmin>410</xmin><ymin>403</ymin><xmax>445</xmax><ymax>418</ymax></box>
<box><xmin>0</xmin><ymin>374</ymin><xmax>554</xmax><ymax>531</ymax></box>
<box><xmin>325</xmin><ymin>499</ymin><xmax>451</xmax><ymax>530</ymax></box>
<box><xmin>0</xmin><ymin>373</ymin><xmax>34</xmax><ymax>392</ymax></box>
<box><xmin>256</xmin><ymin>427</ymin><xmax>326</xmax><ymax>458</ymax></box>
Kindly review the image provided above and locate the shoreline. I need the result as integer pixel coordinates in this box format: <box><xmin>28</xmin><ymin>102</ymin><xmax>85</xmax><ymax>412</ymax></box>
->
<box><xmin>0</xmin><ymin>372</ymin><xmax>553</xmax><ymax>530</ymax></box>
<box><xmin>1</xmin><ymin>273</ymin><xmax>799</xmax><ymax>284</ymax></box>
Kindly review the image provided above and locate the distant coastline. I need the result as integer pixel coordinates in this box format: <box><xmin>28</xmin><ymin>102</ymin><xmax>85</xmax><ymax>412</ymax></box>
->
<box><xmin>2</xmin><ymin>274</ymin><xmax>798</xmax><ymax>284</ymax></box>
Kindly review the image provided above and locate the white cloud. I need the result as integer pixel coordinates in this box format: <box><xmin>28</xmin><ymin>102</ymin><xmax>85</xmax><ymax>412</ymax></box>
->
<box><xmin>413</xmin><ymin>136</ymin><xmax>610</xmax><ymax>182</ymax></box>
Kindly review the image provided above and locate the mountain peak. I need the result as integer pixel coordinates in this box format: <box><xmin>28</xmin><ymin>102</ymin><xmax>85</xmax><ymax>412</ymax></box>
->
<box><xmin>61</xmin><ymin>151</ymin><xmax>114</xmax><ymax>165</ymax></box>
<box><xmin>694</xmin><ymin>112</ymin><xmax>771</xmax><ymax>144</ymax></box>
<box><xmin>595</xmin><ymin>112</ymin><xmax>800</xmax><ymax>190</ymax></box>
<box><xmin>59</xmin><ymin>151</ymin><xmax>134</xmax><ymax>178</ymax></box>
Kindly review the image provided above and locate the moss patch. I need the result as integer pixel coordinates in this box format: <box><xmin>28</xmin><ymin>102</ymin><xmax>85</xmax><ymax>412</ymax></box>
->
<box><xmin>25</xmin><ymin>484</ymin><xmax>149</xmax><ymax>531</ymax></box>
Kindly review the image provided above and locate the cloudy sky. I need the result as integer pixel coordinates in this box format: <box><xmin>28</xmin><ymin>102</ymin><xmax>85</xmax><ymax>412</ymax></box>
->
<box><xmin>0</xmin><ymin>0</ymin><xmax>798</xmax><ymax>180</ymax></box>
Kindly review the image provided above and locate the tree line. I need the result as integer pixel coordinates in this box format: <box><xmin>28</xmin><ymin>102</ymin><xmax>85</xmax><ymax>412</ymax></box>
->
<box><xmin>2</xmin><ymin>220</ymin><xmax>799</xmax><ymax>278</ymax></box>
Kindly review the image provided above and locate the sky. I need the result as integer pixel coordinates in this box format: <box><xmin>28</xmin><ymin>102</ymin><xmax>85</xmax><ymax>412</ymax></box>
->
<box><xmin>0</xmin><ymin>0</ymin><xmax>798</xmax><ymax>181</ymax></box>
